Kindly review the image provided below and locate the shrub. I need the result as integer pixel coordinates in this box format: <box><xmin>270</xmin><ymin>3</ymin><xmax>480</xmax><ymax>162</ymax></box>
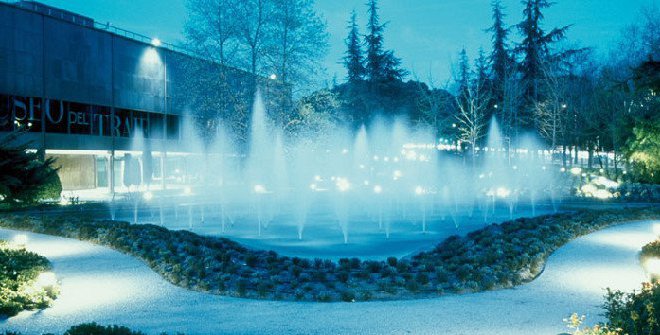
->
<box><xmin>0</xmin><ymin>241</ymin><xmax>59</xmax><ymax>317</ymax></box>
<box><xmin>64</xmin><ymin>323</ymin><xmax>145</xmax><ymax>335</ymax></box>
<box><xmin>340</xmin><ymin>290</ymin><xmax>356</xmax><ymax>302</ymax></box>
<box><xmin>386</xmin><ymin>256</ymin><xmax>397</xmax><ymax>267</ymax></box>
<box><xmin>604</xmin><ymin>282</ymin><xmax>660</xmax><ymax>334</ymax></box>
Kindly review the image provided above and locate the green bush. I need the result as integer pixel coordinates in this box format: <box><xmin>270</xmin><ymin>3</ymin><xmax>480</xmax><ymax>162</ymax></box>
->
<box><xmin>0</xmin><ymin>133</ymin><xmax>60</xmax><ymax>205</ymax></box>
<box><xmin>64</xmin><ymin>323</ymin><xmax>145</xmax><ymax>335</ymax></box>
<box><xmin>36</xmin><ymin>169</ymin><xmax>62</xmax><ymax>201</ymax></box>
<box><xmin>604</xmin><ymin>282</ymin><xmax>660</xmax><ymax>335</ymax></box>
<box><xmin>0</xmin><ymin>207</ymin><xmax>657</xmax><ymax>302</ymax></box>
<box><xmin>641</xmin><ymin>240</ymin><xmax>660</xmax><ymax>259</ymax></box>
<box><xmin>0</xmin><ymin>241</ymin><xmax>59</xmax><ymax>317</ymax></box>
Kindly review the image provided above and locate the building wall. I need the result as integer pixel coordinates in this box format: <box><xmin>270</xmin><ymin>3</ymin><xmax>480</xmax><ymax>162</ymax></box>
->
<box><xmin>0</xmin><ymin>5</ymin><xmax>43</xmax><ymax>97</ymax></box>
<box><xmin>0</xmin><ymin>2</ymin><xmax>291</xmax><ymax>153</ymax></box>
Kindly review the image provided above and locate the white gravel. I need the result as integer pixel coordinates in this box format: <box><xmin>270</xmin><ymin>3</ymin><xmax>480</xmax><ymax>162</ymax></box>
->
<box><xmin>0</xmin><ymin>220</ymin><xmax>657</xmax><ymax>335</ymax></box>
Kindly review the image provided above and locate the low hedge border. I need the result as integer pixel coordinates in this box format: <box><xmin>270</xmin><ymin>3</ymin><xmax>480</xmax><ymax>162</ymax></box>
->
<box><xmin>0</xmin><ymin>207</ymin><xmax>657</xmax><ymax>302</ymax></box>
<box><xmin>0</xmin><ymin>240</ymin><xmax>59</xmax><ymax>317</ymax></box>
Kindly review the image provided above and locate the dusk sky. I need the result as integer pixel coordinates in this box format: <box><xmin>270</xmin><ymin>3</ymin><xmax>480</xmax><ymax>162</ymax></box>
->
<box><xmin>36</xmin><ymin>0</ymin><xmax>654</xmax><ymax>86</ymax></box>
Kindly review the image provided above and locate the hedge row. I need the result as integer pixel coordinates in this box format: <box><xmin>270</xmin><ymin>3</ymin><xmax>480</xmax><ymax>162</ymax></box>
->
<box><xmin>0</xmin><ymin>240</ymin><xmax>59</xmax><ymax>316</ymax></box>
<box><xmin>0</xmin><ymin>207</ymin><xmax>657</xmax><ymax>302</ymax></box>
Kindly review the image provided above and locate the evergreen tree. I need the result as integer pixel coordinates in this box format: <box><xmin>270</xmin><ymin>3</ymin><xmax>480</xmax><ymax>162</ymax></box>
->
<box><xmin>517</xmin><ymin>0</ymin><xmax>570</xmax><ymax>105</ymax></box>
<box><xmin>0</xmin><ymin>132</ymin><xmax>61</xmax><ymax>204</ymax></box>
<box><xmin>343</xmin><ymin>10</ymin><xmax>366</xmax><ymax>82</ymax></box>
<box><xmin>487</xmin><ymin>0</ymin><xmax>512</xmax><ymax>102</ymax></box>
<box><xmin>474</xmin><ymin>48</ymin><xmax>494</xmax><ymax>121</ymax></box>
<box><xmin>457</xmin><ymin>48</ymin><xmax>470</xmax><ymax>103</ymax></box>
<box><xmin>474</xmin><ymin>48</ymin><xmax>490</xmax><ymax>88</ymax></box>
<box><xmin>364</xmin><ymin>0</ymin><xmax>405</xmax><ymax>83</ymax></box>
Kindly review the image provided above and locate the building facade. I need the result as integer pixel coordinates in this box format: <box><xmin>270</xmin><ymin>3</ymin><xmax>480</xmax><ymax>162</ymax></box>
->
<box><xmin>0</xmin><ymin>1</ymin><xmax>289</xmax><ymax>193</ymax></box>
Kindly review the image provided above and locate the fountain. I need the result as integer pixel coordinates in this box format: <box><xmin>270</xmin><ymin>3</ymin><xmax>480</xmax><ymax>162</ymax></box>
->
<box><xmin>108</xmin><ymin>87</ymin><xmax>562</xmax><ymax>259</ymax></box>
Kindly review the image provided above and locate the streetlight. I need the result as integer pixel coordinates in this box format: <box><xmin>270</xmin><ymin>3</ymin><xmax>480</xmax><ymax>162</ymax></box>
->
<box><xmin>269</xmin><ymin>74</ymin><xmax>277</xmax><ymax>80</ymax></box>
<box><xmin>151</xmin><ymin>38</ymin><xmax>162</xmax><ymax>47</ymax></box>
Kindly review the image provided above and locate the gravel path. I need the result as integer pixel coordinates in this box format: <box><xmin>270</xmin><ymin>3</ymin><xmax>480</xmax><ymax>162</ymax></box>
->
<box><xmin>0</xmin><ymin>220</ymin><xmax>657</xmax><ymax>335</ymax></box>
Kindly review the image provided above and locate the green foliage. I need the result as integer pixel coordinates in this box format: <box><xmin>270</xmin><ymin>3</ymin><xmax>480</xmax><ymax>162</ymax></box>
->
<box><xmin>0</xmin><ymin>132</ymin><xmax>60</xmax><ymax>205</ymax></box>
<box><xmin>642</xmin><ymin>240</ymin><xmax>660</xmax><ymax>262</ymax></box>
<box><xmin>0</xmin><ymin>241</ymin><xmax>59</xmax><ymax>317</ymax></box>
<box><xmin>604</xmin><ymin>282</ymin><xmax>660</xmax><ymax>335</ymax></box>
<box><xmin>624</xmin><ymin>116</ymin><xmax>660</xmax><ymax>184</ymax></box>
<box><xmin>64</xmin><ymin>323</ymin><xmax>145</xmax><ymax>335</ymax></box>
<box><xmin>563</xmin><ymin>313</ymin><xmax>622</xmax><ymax>335</ymax></box>
<box><xmin>0</xmin><ymin>207</ymin><xmax>657</xmax><ymax>302</ymax></box>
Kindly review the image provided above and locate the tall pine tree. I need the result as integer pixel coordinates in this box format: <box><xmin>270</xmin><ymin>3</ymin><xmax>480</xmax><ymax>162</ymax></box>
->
<box><xmin>457</xmin><ymin>48</ymin><xmax>470</xmax><ymax>103</ymax></box>
<box><xmin>364</xmin><ymin>0</ymin><xmax>405</xmax><ymax>83</ymax></box>
<box><xmin>487</xmin><ymin>0</ymin><xmax>511</xmax><ymax>102</ymax></box>
<box><xmin>517</xmin><ymin>0</ymin><xmax>570</xmax><ymax>108</ymax></box>
<box><xmin>343</xmin><ymin>10</ymin><xmax>366</xmax><ymax>82</ymax></box>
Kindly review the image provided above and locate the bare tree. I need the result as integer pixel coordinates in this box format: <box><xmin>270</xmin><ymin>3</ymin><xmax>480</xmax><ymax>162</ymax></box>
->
<box><xmin>236</xmin><ymin>0</ymin><xmax>270</xmax><ymax>75</ymax></box>
<box><xmin>534</xmin><ymin>62</ymin><xmax>568</xmax><ymax>150</ymax></box>
<box><xmin>265</xmin><ymin>0</ymin><xmax>328</xmax><ymax>91</ymax></box>
<box><xmin>185</xmin><ymin>0</ymin><xmax>240</xmax><ymax>67</ymax></box>
<box><xmin>413</xmin><ymin>70</ymin><xmax>455</xmax><ymax>140</ymax></box>
<box><xmin>455</xmin><ymin>76</ymin><xmax>491</xmax><ymax>161</ymax></box>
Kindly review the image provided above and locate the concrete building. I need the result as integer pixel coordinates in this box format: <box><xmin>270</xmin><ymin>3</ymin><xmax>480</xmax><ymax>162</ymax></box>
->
<box><xmin>0</xmin><ymin>1</ymin><xmax>289</xmax><ymax>195</ymax></box>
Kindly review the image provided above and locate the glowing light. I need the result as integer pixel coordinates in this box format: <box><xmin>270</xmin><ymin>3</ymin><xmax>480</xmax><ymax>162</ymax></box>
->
<box><xmin>183</xmin><ymin>186</ymin><xmax>192</xmax><ymax>195</ymax></box>
<box><xmin>593</xmin><ymin>189</ymin><xmax>613</xmax><ymax>199</ymax></box>
<box><xmin>452</xmin><ymin>123</ymin><xmax>457</xmax><ymax>128</ymax></box>
<box><xmin>581</xmin><ymin>184</ymin><xmax>598</xmax><ymax>195</ymax></box>
<box><xmin>336</xmin><ymin>178</ymin><xmax>350</xmax><ymax>192</ymax></box>
<box><xmin>393</xmin><ymin>157</ymin><xmax>399</xmax><ymax>162</ymax></box>
<box><xmin>314</xmin><ymin>175</ymin><xmax>322</xmax><ymax>182</ymax></box>
<box><xmin>496</xmin><ymin>187</ymin><xmax>511</xmax><ymax>198</ymax></box>
<box><xmin>653</xmin><ymin>223</ymin><xmax>660</xmax><ymax>236</ymax></box>
<box><xmin>13</xmin><ymin>234</ymin><xmax>27</xmax><ymax>247</ymax></box>
<box><xmin>512</xmin><ymin>165</ymin><xmax>518</xmax><ymax>170</ymax></box>
<box><xmin>373</xmin><ymin>155</ymin><xmax>379</xmax><ymax>161</ymax></box>
<box><xmin>405</xmin><ymin>150</ymin><xmax>417</xmax><ymax>161</ymax></box>
<box><xmin>373</xmin><ymin>185</ymin><xmax>382</xmax><ymax>194</ymax></box>
<box><xmin>393</xmin><ymin>170</ymin><xmax>403</xmax><ymax>180</ymax></box>
<box><xmin>570</xmin><ymin>167</ymin><xmax>582</xmax><ymax>175</ymax></box>
<box><xmin>599</xmin><ymin>168</ymin><xmax>605</xmax><ymax>173</ymax></box>
<box><xmin>309</xmin><ymin>183</ymin><xmax>317</xmax><ymax>190</ymax></box>
<box><xmin>560</xmin><ymin>167</ymin><xmax>566</xmax><ymax>172</ymax></box>
<box><xmin>363</xmin><ymin>180</ymin><xmax>370</xmax><ymax>186</ymax></box>
<box><xmin>644</xmin><ymin>258</ymin><xmax>660</xmax><ymax>277</ymax></box>
<box><xmin>359</xmin><ymin>164</ymin><xmax>365</xmax><ymax>169</ymax></box>
<box><xmin>35</xmin><ymin>272</ymin><xmax>57</xmax><ymax>288</ymax></box>
<box><xmin>384</xmin><ymin>156</ymin><xmax>390</xmax><ymax>162</ymax></box>
<box><xmin>269</xmin><ymin>74</ymin><xmax>277</xmax><ymax>80</ymax></box>
<box><xmin>415</xmin><ymin>186</ymin><xmax>426</xmax><ymax>195</ymax></box>
<box><xmin>59</xmin><ymin>197</ymin><xmax>69</xmax><ymax>206</ymax></box>
<box><xmin>593</xmin><ymin>176</ymin><xmax>619</xmax><ymax>188</ymax></box>
<box><xmin>478</xmin><ymin>173</ymin><xmax>485</xmax><ymax>179</ymax></box>
<box><xmin>143</xmin><ymin>191</ymin><xmax>153</xmax><ymax>201</ymax></box>
<box><xmin>341</xmin><ymin>148</ymin><xmax>349</xmax><ymax>154</ymax></box>
<box><xmin>151</xmin><ymin>38</ymin><xmax>162</xmax><ymax>47</ymax></box>
<box><xmin>27</xmin><ymin>122</ymin><xmax>32</xmax><ymax>127</ymax></box>
<box><xmin>254</xmin><ymin>184</ymin><xmax>268</xmax><ymax>194</ymax></box>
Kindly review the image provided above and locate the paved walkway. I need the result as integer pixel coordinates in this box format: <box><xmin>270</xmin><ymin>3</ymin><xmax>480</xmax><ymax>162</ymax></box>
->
<box><xmin>0</xmin><ymin>220</ymin><xmax>657</xmax><ymax>335</ymax></box>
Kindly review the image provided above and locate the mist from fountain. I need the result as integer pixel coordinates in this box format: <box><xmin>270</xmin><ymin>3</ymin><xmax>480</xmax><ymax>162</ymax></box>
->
<box><xmin>118</xmin><ymin>87</ymin><xmax>560</xmax><ymax>248</ymax></box>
